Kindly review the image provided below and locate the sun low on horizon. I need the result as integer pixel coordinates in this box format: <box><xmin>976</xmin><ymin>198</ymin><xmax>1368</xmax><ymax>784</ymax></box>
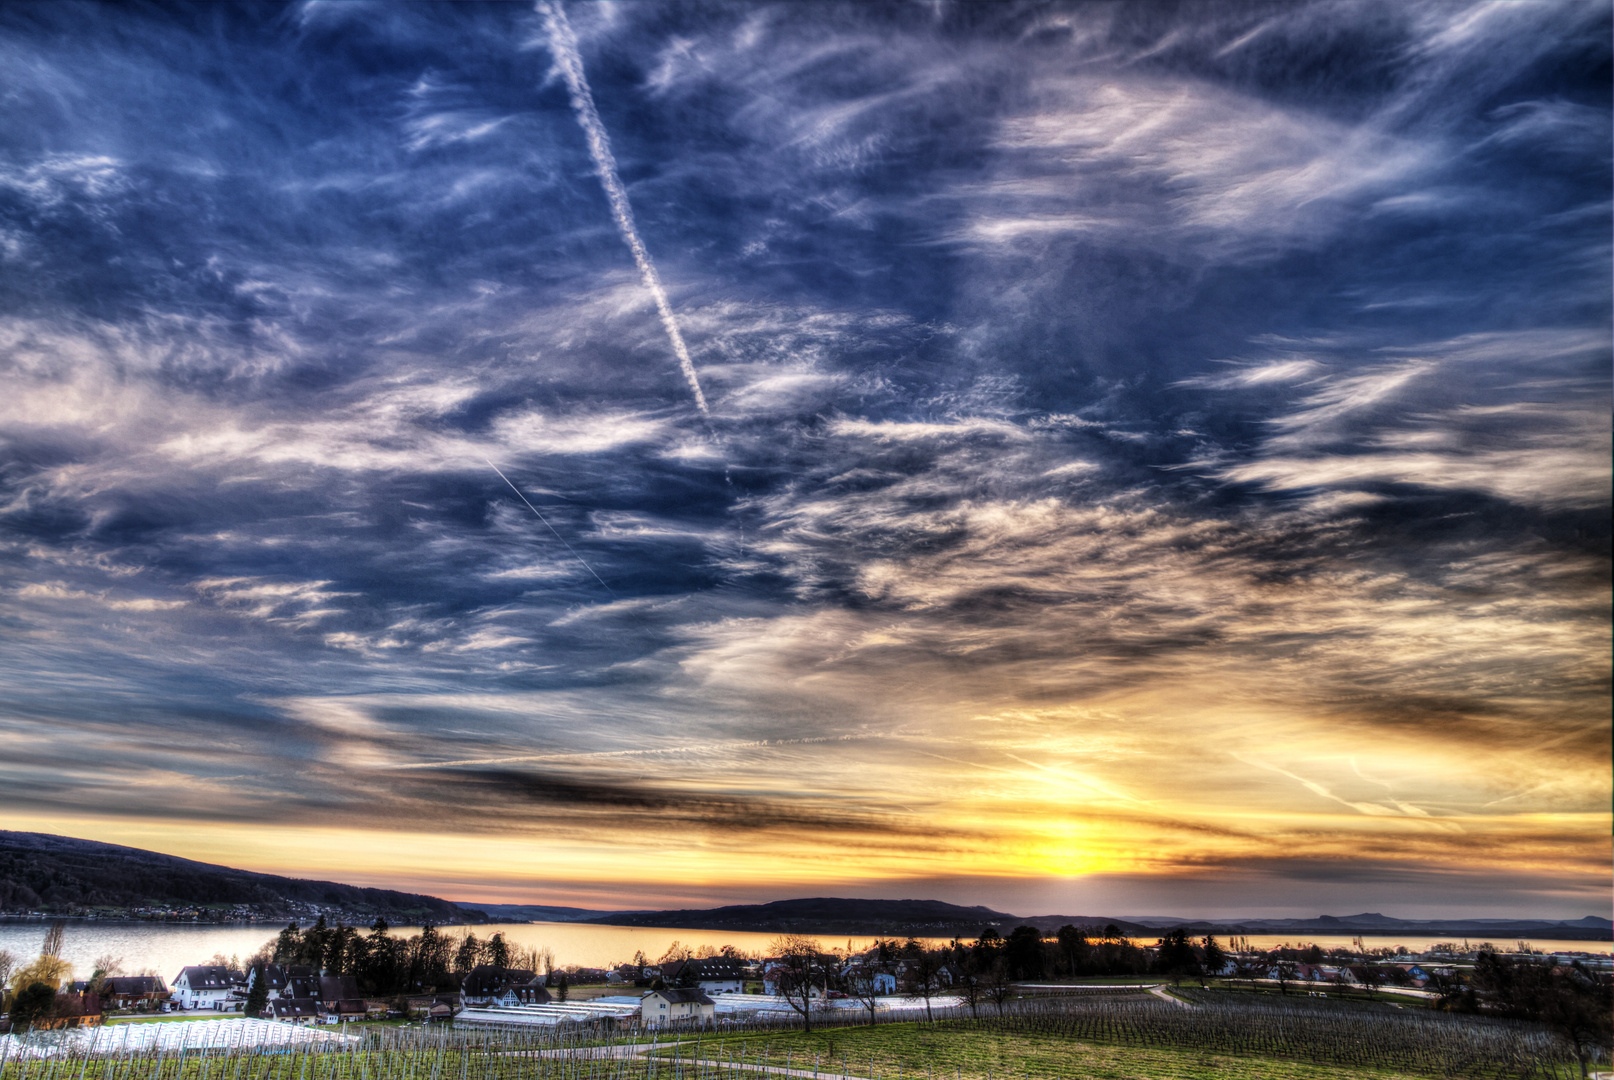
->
<box><xmin>0</xmin><ymin>2</ymin><xmax>1608</xmax><ymax>922</ymax></box>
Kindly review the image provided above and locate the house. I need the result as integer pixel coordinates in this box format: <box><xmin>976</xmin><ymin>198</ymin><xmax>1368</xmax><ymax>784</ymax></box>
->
<box><xmin>245</xmin><ymin>965</ymin><xmax>317</xmax><ymax>1001</ymax></box>
<box><xmin>459</xmin><ymin>966</ymin><xmax>542</xmax><ymax>1008</ymax></box>
<box><xmin>268</xmin><ymin>998</ymin><xmax>320</xmax><ymax>1025</ymax></box>
<box><xmin>316</xmin><ymin>976</ymin><xmax>367</xmax><ymax>1020</ymax></box>
<box><xmin>1394</xmin><ymin>964</ymin><xmax>1430</xmax><ymax>986</ymax></box>
<box><xmin>641</xmin><ymin>988</ymin><xmax>715</xmax><ymax>1026</ymax></box>
<box><xmin>659</xmin><ymin>958</ymin><xmax>746</xmax><ymax>994</ymax></box>
<box><xmin>171</xmin><ymin>966</ymin><xmax>243</xmax><ymax>1011</ymax></box>
<box><xmin>840</xmin><ymin>964</ymin><xmax>897</xmax><ymax>994</ymax></box>
<box><xmin>286</xmin><ymin>976</ymin><xmax>321</xmax><ymax>1001</ymax></box>
<box><xmin>99</xmin><ymin>976</ymin><xmax>170</xmax><ymax>1011</ymax></box>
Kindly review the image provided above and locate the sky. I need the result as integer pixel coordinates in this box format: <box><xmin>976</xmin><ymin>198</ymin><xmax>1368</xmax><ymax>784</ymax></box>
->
<box><xmin>0</xmin><ymin>1</ymin><xmax>1609</xmax><ymax>921</ymax></box>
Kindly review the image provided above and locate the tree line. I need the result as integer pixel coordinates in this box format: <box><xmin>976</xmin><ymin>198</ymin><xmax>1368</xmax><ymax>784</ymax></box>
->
<box><xmin>245</xmin><ymin>917</ymin><xmax>562</xmax><ymax>1000</ymax></box>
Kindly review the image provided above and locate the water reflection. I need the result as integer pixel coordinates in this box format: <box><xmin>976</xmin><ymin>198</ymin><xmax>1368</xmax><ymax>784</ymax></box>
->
<box><xmin>0</xmin><ymin>919</ymin><xmax>1605</xmax><ymax>983</ymax></box>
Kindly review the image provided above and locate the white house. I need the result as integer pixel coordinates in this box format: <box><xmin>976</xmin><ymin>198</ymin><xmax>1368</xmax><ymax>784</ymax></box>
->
<box><xmin>840</xmin><ymin>964</ymin><xmax>897</xmax><ymax>994</ymax></box>
<box><xmin>245</xmin><ymin>964</ymin><xmax>317</xmax><ymax>1002</ymax></box>
<box><xmin>171</xmin><ymin>966</ymin><xmax>242</xmax><ymax>1011</ymax></box>
<box><xmin>641</xmin><ymin>988</ymin><xmax>714</xmax><ymax>1026</ymax></box>
<box><xmin>660</xmin><ymin>958</ymin><xmax>745</xmax><ymax>994</ymax></box>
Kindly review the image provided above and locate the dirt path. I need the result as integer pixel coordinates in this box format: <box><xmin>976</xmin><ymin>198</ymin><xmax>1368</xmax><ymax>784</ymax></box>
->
<box><xmin>1147</xmin><ymin>984</ymin><xmax>1195</xmax><ymax>1009</ymax></box>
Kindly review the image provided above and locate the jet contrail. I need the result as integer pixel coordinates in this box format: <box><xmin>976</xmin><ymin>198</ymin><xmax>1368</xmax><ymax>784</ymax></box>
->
<box><xmin>483</xmin><ymin>456</ymin><xmax>616</xmax><ymax>598</ymax></box>
<box><xmin>538</xmin><ymin>0</ymin><xmax>710</xmax><ymax>419</ymax></box>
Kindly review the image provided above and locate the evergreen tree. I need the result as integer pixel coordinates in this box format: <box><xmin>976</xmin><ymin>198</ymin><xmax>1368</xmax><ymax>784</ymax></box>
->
<box><xmin>486</xmin><ymin>932</ymin><xmax>510</xmax><ymax>969</ymax></box>
<box><xmin>273</xmin><ymin>922</ymin><xmax>301</xmax><ymax>963</ymax></box>
<box><xmin>9</xmin><ymin>982</ymin><xmax>56</xmax><ymax>1030</ymax></box>
<box><xmin>1055</xmin><ymin>926</ymin><xmax>1088</xmax><ymax>975</ymax></box>
<box><xmin>244</xmin><ymin>964</ymin><xmax>269</xmax><ymax>1018</ymax></box>
<box><xmin>1155</xmin><ymin>928</ymin><xmax>1197</xmax><ymax>984</ymax></box>
<box><xmin>1004</xmin><ymin>926</ymin><xmax>1044</xmax><ymax>980</ymax></box>
<box><xmin>1200</xmin><ymin>935</ymin><xmax>1227</xmax><ymax>985</ymax></box>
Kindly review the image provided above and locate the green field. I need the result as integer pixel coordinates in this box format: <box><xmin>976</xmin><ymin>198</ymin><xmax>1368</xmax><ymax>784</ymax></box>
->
<box><xmin>655</xmin><ymin>1024</ymin><xmax>1468</xmax><ymax>1080</ymax></box>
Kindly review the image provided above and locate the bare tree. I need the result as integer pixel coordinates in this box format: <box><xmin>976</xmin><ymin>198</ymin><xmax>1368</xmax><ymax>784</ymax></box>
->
<box><xmin>984</xmin><ymin>957</ymin><xmax>1015</xmax><ymax>1015</ymax></box>
<box><xmin>955</xmin><ymin>956</ymin><xmax>984</xmax><ymax>1018</ymax></box>
<box><xmin>510</xmin><ymin>944</ymin><xmax>544</xmax><ymax>974</ymax></box>
<box><xmin>904</xmin><ymin>948</ymin><xmax>946</xmax><ymax>1023</ymax></box>
<box><xmin>0</xmin><ymin>949</ymin><xmax>16</xmax><ymax>992</ymax></box>
<box><xmin>843</xmin><ymin>958</ymin><xmax>889</xmax><ymax>1025</ymax></box>
<box><xmin>538</xmin><ymin>947</ymin><xmax>555</xmax><ymax>985</ymax></box>
<box><xmin>89</xmin><ymin>955</ymin><xmax>123</xmax><ymax>994</ymax></box>
<box><xmin>769</xmin><ymin>934</ymin><xmax>827</xmax><ymax>1034</ymax></box>
<box><xmin>40</xmin><ymin>921</ymin><xmax>65</xmax><ymax>960</ymax></box>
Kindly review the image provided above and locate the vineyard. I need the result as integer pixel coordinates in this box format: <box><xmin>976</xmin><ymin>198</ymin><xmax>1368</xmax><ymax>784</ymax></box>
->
<box><xmin>0</xmin><ymin>989</ymin><xmax>1602</xmax><ymax>1080</ymax></box>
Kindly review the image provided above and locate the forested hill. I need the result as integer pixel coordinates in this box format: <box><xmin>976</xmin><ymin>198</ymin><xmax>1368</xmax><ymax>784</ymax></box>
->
<box><xmin>581</xmin><ymin>897</ymin><xmax>1151</xmax><ymax>937</ymax></box>
<box><xmin>0</xmin><ymin>832</ymin><xmax>484</xmax><ymax>924</ymax></box>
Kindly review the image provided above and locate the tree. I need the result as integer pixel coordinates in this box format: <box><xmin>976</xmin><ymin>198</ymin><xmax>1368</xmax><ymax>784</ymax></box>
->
<box><xmin>328</xmin><ymin>924</ymin><xmax>358</xmax><ymax>975</ymax></box>
<box><xmin>299</xmin><ymin>916</ymin><xmax>330</xmax><ymax>971</ymax></box>
<box><xmin>1472</xmin><ymin>952</ymin><xmax>1614</xmax><ymax>1077</ymax></box>
<box><xmin>486</xmin><ymin>933</ymin><xmax>510</xmax><ymax>970</ymax></box>
<box><xmin>11</xmin><ymin>955</ymin><xmax>71</xmax><ymax>997</ymax></box>
<box><xmin>9</xmin><ymin>982</ymin><xmax>55</xmax><ymax>1031</ymax></box>
<box><xmin>1273</xmin><ymin>959</ymin><xmax>1297</xmax><ymax>995</ymax></box>
<box><xmin>88</xmin><ymin>954</ymin><xmax>123</xmax><ymax>996</ymax></box>
<box><xmin>1199</xmin><ymin>936</ymin><xmax>1226</xmax><ymax>986</ymax></box>
<box><xmin>984</xmin><ymin>958</ymin><xmax>1014</xmax><ymax>1015</ymax></box>
<box><xmin>904</xmin><ymin>948</ymin><xmax>946</xmax><ymax>1022</ymax></box>
<box><xmin>769</xmin><ymin>935</ymin><xmax>826</xmax><ymax>1034</ymax></box>
<box><xmin>40</xmin><ymin>921</ymin><xmax>65</xmax><ymax>962</ymax></box>
<box><xmin>954</xmin><ymin>956</ymin><xmax>984</xmax><ymax>1018</ymax></box>
<box><xmin>844</xmin><ymin>960</ymin><xmax>890</xmax><ymax>1025</ymax></box>
<box><xmin>244</xmin><ymin>963</ymin><xmax>269</xmax><ymax>1018</ymax></box>
<box><xmin>410</xmin><ymin>924</ymin><xmax>452</xmax><ymax>991</ymax></box>
<box><xmin>273</xmin><ymin>922</ymin><xmax>302</xmax><ymax>963</ymax></box>
<box><xmin>555</xmin><ymin>971</ymin><xmax>569</xmax><ymax>1003</ymax></box>
<box><xmin>1155</xmin><ymin>929</ymin><xmax>1196</xmax><ymax>985</ymax></box>
<box><xmin>0</xmin><ymin>949</ymin><xmax>16</xmax><ymax>997</ymax></box>
<box><xmin>455</xmin><ymin>933</ymin><xmax>484</xmax><ymax>977</ymax></box>
<box><xmin>1004</xmin><ymin>926</ymin><xmax>1044</xmax><ymax>980</ymax></box>
<box><xmin>1055</xmin><ymin>926</ymin><xmax>1087</xmax><ymax>976</ymax></box>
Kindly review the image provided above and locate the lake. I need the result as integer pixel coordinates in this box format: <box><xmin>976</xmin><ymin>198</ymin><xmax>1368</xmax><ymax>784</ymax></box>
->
<box><xmin>1</xmin><ymin>919</ymin><xmax>1606</xmax><ymax>983</ymax></box>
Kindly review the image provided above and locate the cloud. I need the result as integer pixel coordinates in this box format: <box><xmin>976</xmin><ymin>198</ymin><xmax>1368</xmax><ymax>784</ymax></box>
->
<box><xmin>0</xmin><ymin>0</ymin><xmax>1604</xmax><ymax>914</ymax></box>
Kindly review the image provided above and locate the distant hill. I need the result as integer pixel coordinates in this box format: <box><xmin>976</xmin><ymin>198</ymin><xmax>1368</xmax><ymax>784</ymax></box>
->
<box><xmin>579</xmin><ymin>896</ymin><xmax>1610</xmax><ymax>942</ymax></box>
<box><xmin>1013</xmin><ymin>910</ymin><xmax>1613</xmax><ymax>941</ymax></box>
<box><xmin>472</xmin><ymin>902</ymin><xmax>626</xmax><ymax>924</ymax></box>
<box><xmin>0</xmin><ymin>832</ymin><xmax>485</xmax><ymax>925</ymax></box>
<box><xmin>579</xmin><ymin>897</ymin><xmax>1132</xmax><ymax>937</ymax></box>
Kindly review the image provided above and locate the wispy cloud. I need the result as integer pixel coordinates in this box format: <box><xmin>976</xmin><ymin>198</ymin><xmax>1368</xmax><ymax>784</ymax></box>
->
<box><xmin>0</xmin><ymin>0</ymin><xmax>1604</xmax><ymax>914</ymax></box>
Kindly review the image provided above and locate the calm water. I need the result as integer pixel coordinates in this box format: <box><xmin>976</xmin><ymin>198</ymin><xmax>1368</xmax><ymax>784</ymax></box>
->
<box><xmin>0</xmin><ymin>921</ymin><xmax>898</xmax><ymax>982</ymax></box>
<box><xmin>1</xmin><ymin>919</ymin><xmax>1606</xmax><ymax>983</ymax></box>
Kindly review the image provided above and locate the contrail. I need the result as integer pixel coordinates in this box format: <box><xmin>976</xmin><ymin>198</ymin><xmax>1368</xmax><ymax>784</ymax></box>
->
<box><xmin>538</xmin><ymin>0</ymin><xmax>710</xmax><ymax>419</ymax></box>
<box><xmin>483</xmin><ymin>457</ymin><xmax>616</xmax><ymax>598</ymax></box>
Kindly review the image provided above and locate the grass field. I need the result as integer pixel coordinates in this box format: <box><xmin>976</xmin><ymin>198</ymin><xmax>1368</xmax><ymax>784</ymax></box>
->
<box><xmin>655</xmin><ymin>1023</ymin><xmax>1460</xmax><ymax>1080</ymax></box>
<box><xmin>102</xmin><ymin>1015</ymin><xmax>225</xmax><ymax>1025</ymax></box>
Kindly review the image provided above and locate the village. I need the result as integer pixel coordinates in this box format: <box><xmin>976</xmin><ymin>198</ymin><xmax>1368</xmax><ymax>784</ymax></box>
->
<box><xmin>6</xmin><ymin>916</ymin><xmax>1604</xmax><ymax>1035</ymax></box>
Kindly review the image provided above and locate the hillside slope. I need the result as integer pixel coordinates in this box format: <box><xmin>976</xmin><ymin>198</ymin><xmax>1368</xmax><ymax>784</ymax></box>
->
<box><xmin>0</xmin><ymin>832</ymin><xmax>483</xmax><ymax>924</ymax></box>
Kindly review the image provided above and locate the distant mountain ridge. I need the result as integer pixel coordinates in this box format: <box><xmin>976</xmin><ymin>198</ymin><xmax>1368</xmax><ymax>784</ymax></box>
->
<box><xmin>0</xmin><ymin>832</ymin><xmax>485</xmax><ymax>924</ymax></box>
<box><xmin>579</xmin><ymin>897</ymin><xmax>1027</xmax><ymax>937</ymax></box>
<box><xmin>576</xmin><ymin>897</ymin><xmax>1611</xmax><ymax>942</ymax></box>
<box><xmin>1015</xmin><ymin>910</ymin><xmax>1612</xmax><ymax>941</ymax></box>
<box><xmin>7</xmin><ymin>833</ymin><xmax>1604</xmax><ymax>942</ymax></box>
<box><xmin>472</xmin><ymin>902</ymin><xmax>622</xmax><ymax>924</ymax></box>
